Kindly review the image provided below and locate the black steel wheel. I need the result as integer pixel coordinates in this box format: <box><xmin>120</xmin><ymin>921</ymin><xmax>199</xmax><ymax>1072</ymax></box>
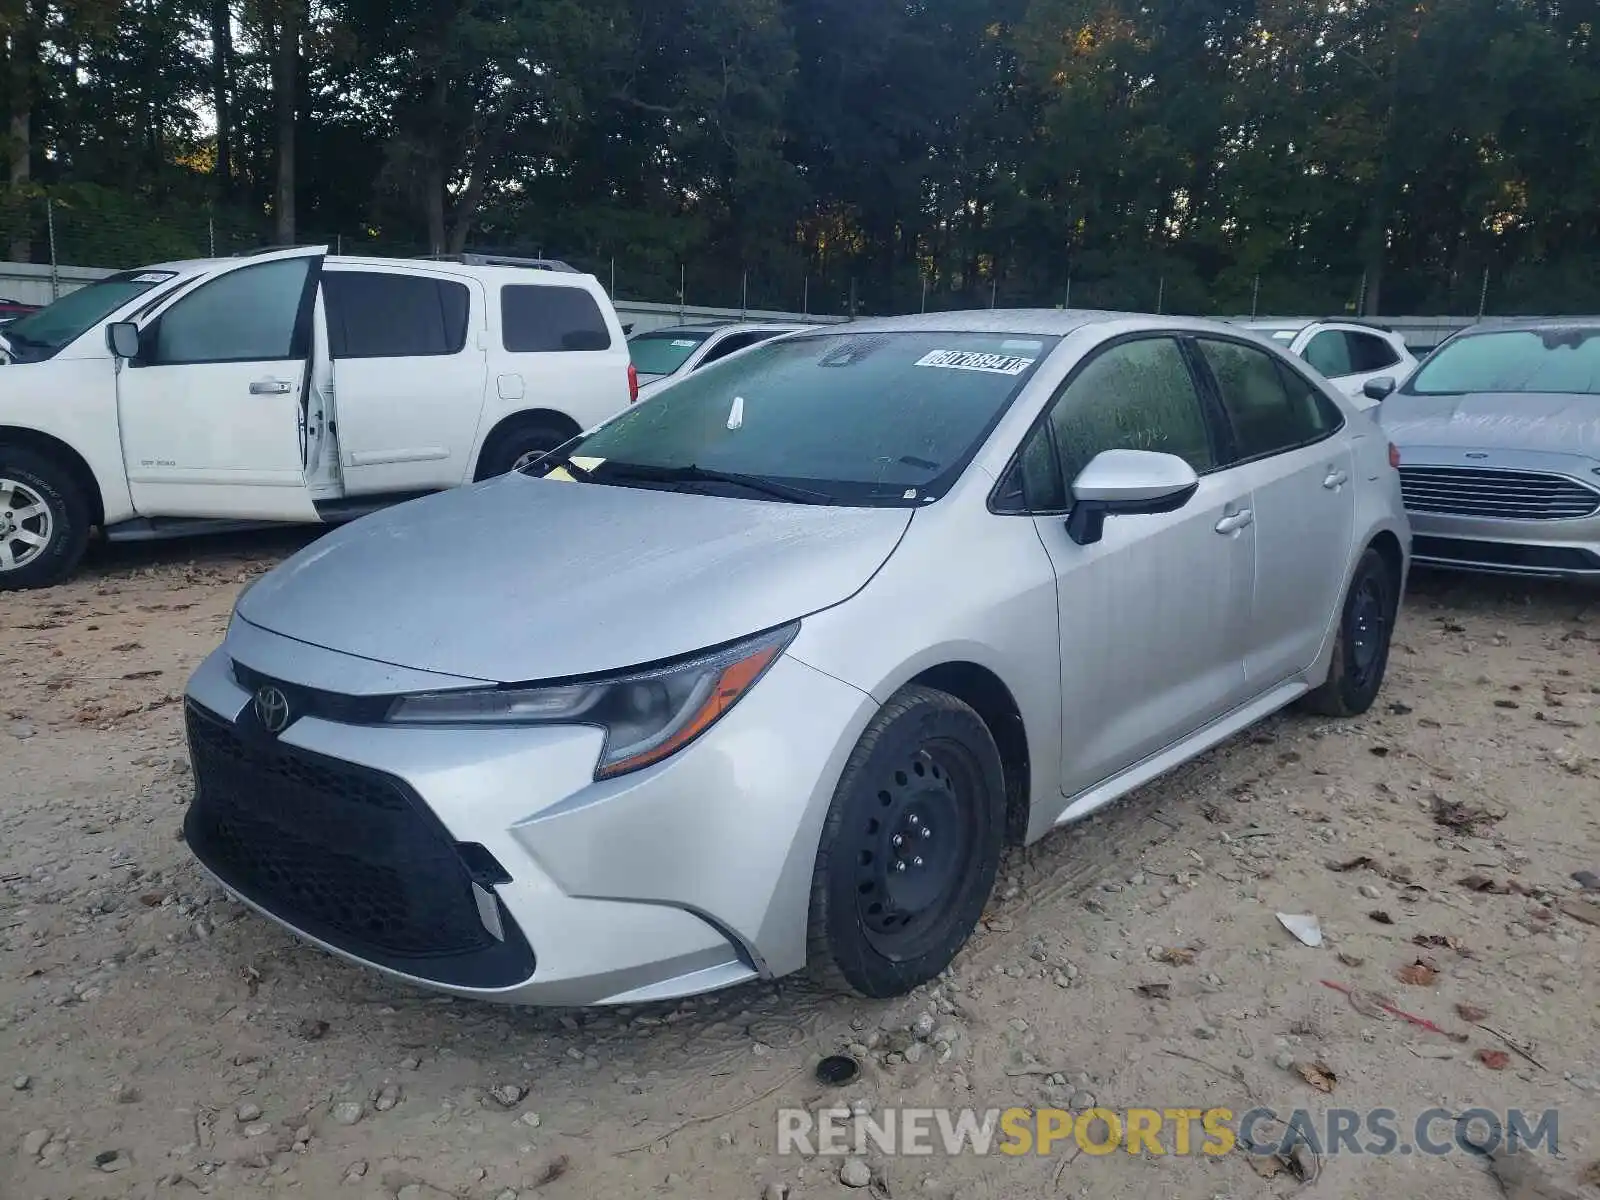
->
<box><xmin>808</xmin><ymin>685</ymin><xmax>1006</xmax><ymax>998</ymax></box>
<box><xmin>1302</xmin><ymin>546</ymin><xmax>1398</xmax><ymax>718</ymax></box>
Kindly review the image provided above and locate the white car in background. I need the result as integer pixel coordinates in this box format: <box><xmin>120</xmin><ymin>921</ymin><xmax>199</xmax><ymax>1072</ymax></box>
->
<box><xmin>1242</xmin><ymin>319</ymin><xmax>1419</xmax><ymax>407</ymax></box>
<box><xmin>629</xmin><ymin>322</ymin><xmax>809</xmax><ymax>399</ymax></box>
<box><xmin>0</xmin><ymin>248</ymin><xmax>635</xmax><ymax>589</ymax></box>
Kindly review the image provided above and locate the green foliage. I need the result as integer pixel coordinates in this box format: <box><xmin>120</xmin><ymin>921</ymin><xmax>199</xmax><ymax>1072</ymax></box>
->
<box><xmin>7</xmin><ymin>0</ymin><xmax>1600</xmax><ymax>314</ymax></box>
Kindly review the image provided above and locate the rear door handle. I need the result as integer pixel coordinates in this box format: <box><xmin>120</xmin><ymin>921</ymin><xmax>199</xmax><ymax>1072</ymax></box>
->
<box><xmin>1323</xmin><ymin>468</ymin><xmax>1349</xmax><ymax>489</ymax></box>
<box><xmin>249</xmin><ymin>380</ymin><xmax>292</xmax><ymax>395</ymax></box>
<box><xmin>1215</xmin><ymin>508</ymin><xmax>1254</xmax><ymax>535</ymax></box>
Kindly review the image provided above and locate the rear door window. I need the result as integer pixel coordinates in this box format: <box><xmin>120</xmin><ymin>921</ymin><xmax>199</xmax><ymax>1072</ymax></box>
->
<box><xmin>501</xmin><ymin>285</ymin><xmax>612</xmax><ymax>353</ymax></box>
<box><xmin>323</xmin><ymin>271</ymin><xmax>470</xmax><ymax>358</ymax></box>
<box><xmin>1344</xmin><ymin>331</ymin><xmax>1402</xmax><ymax>373</ymax></box>
<box><xmin>1195</xmin><ymin>338</ymin><xmax>1342</xmax><ymax>461</ymax></box>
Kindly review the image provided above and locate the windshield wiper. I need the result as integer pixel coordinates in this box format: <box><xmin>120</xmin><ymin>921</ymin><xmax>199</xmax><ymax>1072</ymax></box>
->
<box><xmin>599</xmin><ymin>461</ymin><xmax>832</xmax><ymax>504</ymax></box>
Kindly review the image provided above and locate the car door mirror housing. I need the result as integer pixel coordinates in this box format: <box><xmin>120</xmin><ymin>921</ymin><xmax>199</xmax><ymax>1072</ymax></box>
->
<box><xmin>1362</xmin><ymin>376</ymin><xmax>1396</xmax><ymax>401</ymax></box>
<box><xmin>1066</xmin><ymin>449</ymin><xmax>1200</xmax><ymax>546</ymax></box>
<box><xmin>106</xmin><ymin>321</ymin><xmax>141</xmax><ymax>360</ymax></box>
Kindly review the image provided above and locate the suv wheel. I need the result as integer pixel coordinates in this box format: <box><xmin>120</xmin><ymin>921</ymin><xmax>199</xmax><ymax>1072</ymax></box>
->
<box><xmin>807</xmin><ymin>686</ymin><xmax>1006</xmax><ymax>998</ymax></box>
<box><xmin>476</xmin><ymin>418</ymin><xmax>575</xmax><ymax>480</ymax></box>
<box><xmin>0</xmin><ymin>448</ymin><xmax>92</xmax><ymax>590</ymax></box>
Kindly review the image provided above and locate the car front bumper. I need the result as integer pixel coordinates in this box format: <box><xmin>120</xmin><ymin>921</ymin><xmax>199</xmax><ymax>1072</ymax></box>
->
<box><xmin>182</xmin><ymin>617</ymin><xmax>875</xmax><ymax>1006</ymax></box>
<box><xmin>1396</xmin><ymin>446</ymin><xmax>1600</xmax><ymax>580</ymax></box>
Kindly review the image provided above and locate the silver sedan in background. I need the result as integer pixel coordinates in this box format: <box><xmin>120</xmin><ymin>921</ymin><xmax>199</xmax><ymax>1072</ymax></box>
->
<box><xmin>182</xmin><ymin>311</ymin><xmax>1409</xmax><ymax>1007</ymax></box>
<box><xmin>1369</xmin><ymin>320</ymin><xmax>1600</xmax><ymax>579</ymax></box>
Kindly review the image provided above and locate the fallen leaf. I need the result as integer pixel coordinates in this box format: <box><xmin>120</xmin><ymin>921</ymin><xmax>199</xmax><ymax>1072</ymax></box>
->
<box><xmin>1456</xmin><ymin>1003</ymin><xmax>1489</xmax><ymax>1023</ymax></box>
<box><xmin>1135</xmin><ymin>983</ymin><xmax>1171</xmax><ymax>1000</ymax></box>
<box><xmin>1247</xmin><ymin>1154</ymin><xmax>1285</xmax><ymax>1180</ymax></box>
<box><xmin>1328</xmin><ymin>855</ymin><xmax>1375</xmax><ymax>873</ymax></box>
<box><xmin>1337</xmin><ymin>952</ymin><xmax>1366</xmax><ymax>968</ymax></box>
<box><xmin>1412</xmin><ymin>933</ymin><xmax>1463</xmax><ymax>951</ymax></box>
<box><xmin>109</xmin><ymin>642</ymin><xmax>143</xmax><ymax>652</ymax></box>
<box><xmin>1493</xmin><ymin>699</ymin><xmax>1520</xmax><ymax>710</ymax></box>
<box><xmin>1397</xmin><ymin>960</ymin><xmax>1438</xmax><ymax>986</ymax></box>
<box><xmin>1476</xmin><ymin>1049</ymin><xmax>1511</xmax><ymax>1070</ymax></box>
<box><xmin>1369</xmin><ymin>910</ymin><xmax>1395</xmax><ymax>925</ymax></box>
<box><xmin>1294</xmin><ymin>1060</ymin><xmax>1338</xmax><ymax>1093</ymax></box>
<box><xmin>296</xmin><ymin>1018</ymin><xmax>330</xmax><ymax>1041</ymax></box>
<box><xmin>532</xmin><ymin>1155</ymin><xmax>570</xmax><ymax>1187</ymax></box>
<box><xmin>1459</xmin><ymin>874</ymin><xmax>1511</xmax><ymax>894</ymax></box>
<box><xmin>1156</xmin><ymin>947</ymin><xmax>1196</xmax><ymax>966</ymax></box>
<box><xmin>1369</xmin><ymin>746</ymin><xmax>1391</xmax><ymax>757</ymax></box>
<box><xmin>1557</xmin><ymin>898</ymin><xmax>1600</xmax><ymax>928</ymax></box>
<box><xmin>1432</xmin><ymin>796</ymin><xmax>1505</xmax><ymax>835</ymax></box>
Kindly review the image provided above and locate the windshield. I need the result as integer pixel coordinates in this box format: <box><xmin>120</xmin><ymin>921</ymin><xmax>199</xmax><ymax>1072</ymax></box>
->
<box><xmin>1405</xmin><ymin>328</ymin><xmax>1600</xmax><ymax>396</ymax></box>
<box><xmin>543</xmin><ymin>329</ymin><xmax>1058</xmax><ymax>506</ymax></box>
<box><xmin>628</xmin><ymin>331</ymin><xmax>710</xmax><ymax>376</ymax></box>
<box><xmin>0</xmin><ymin>269</ymin><xmax>179</xmax><ymax>362</ymax></box>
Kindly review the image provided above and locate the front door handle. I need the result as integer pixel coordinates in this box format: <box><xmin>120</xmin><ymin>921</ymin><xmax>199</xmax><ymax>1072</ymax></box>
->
<box><xmin>249</xmin><ymin>380</ymin><xmax>292</xmax><ymax>395</ymax></box>
<box><xmin>1215</xmin><ymin>508</ymin><xmax>1254</xmax><ymax>535</ymax></box>
<box><xmin>1323</xmin><ymin>468</ymin><xmax>1349</xmax><ymax>489</ymax></box>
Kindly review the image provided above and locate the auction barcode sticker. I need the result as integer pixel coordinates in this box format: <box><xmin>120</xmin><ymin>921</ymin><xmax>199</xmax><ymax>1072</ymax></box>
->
<box><xmin>915</xmin><ymin>349</ymin><xmax>1036</xmax><ymax>375</ymax></box>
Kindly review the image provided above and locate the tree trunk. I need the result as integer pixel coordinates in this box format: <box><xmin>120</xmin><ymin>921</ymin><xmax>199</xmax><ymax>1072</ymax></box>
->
<box><xmin>272</xmin><ymin>0</ymin><xmax>299</xmax><ymax>244</ymax></box>
<box><xmin>211</xmin><ymin>0</ymin><xmax>233</xmax><ymax>194</ymax></box>
<box><xmin>6</xmin><ymin>0</ymin><xmax>40</xmax><ymax>261</ymax></box>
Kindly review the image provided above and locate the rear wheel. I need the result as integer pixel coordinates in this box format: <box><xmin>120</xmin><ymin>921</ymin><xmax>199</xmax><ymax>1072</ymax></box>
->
<box><xmin>0</xmin><ymin>448</ymin><xmax>91</xmax><ymax>591</ymax></box>
<box><xmin>475</xmin><ymin>418</ymin><xmax>576</xmax><ymax>480</ymax></box>
<box><xmin>807</xmin><ymin>686</ymin><xmax>1005</xmax><ymax>998</ymax></box>
<box><xmin>1301</xmin><ymin>547</ymin><xmax>1398</xmax><ymax>717</ymax></box>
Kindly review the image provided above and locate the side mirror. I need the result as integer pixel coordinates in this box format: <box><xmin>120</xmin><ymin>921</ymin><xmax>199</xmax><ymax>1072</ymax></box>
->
<box><xmin>1362</xmin><ymin>376</ymin><xmax>1396</xmax><ymax>401</ymax></box>
<box><xmin>106</xmin><ymin>321</ymin><xmax>141</xmax><ymax>360</ymax></box>
<box><xmin>1067</xmin><ymin>449</ymin><xmax>1200</xmax><ymax>546</ymax></box>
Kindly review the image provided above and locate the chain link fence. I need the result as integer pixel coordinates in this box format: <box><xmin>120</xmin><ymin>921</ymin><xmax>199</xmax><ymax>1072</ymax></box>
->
<box><xmin>7</xmin><ymin>186</ymin><xmax>1600</xmax><ymax>322</ymax></box>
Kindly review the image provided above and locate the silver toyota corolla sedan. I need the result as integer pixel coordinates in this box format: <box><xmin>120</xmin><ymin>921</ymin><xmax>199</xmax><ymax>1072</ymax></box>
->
<box><xmin>182</xmin><ymin>311</ymin><xmax>1410</xmax><ymax>1007</ymax></box>
<box><xmin>1368</xmin><ymin>320</ymin><xmax>1600</xmax><ymax>579</ymax></box>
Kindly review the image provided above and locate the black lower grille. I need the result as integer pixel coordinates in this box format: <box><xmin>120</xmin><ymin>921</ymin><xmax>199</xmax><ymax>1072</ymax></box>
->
<box><xmin>1412</xmin><ymin>536</ymin><xmax>1600</xmax><ymax>573</ymax></box>
<box><xmin>184</xmin><ymin>701</ymin><xmax>534</xmax><ymax>988</ymax></box>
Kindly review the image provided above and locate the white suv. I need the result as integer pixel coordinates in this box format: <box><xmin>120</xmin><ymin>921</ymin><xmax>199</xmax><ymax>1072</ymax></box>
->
<box><xmin>1241</xmin><ymin>319</ymin><xmax>1419</xmax><ymax>407</ymax></box>
<box><xmin>0</xmin><ymin>247</ymin><xmax>635</xmax><ymax>588</ymax></box>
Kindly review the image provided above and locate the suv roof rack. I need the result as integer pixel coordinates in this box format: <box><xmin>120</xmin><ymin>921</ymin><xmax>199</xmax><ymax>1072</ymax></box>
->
<box><xmin>418</xmin><ymin>252</ymin><xmax>581</xmax><ymax>274</ymax></box>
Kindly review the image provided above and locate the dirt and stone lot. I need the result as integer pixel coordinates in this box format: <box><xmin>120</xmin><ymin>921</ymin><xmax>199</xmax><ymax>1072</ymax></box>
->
<box><xmin>3</xmin><ymin>533</ymin><xmax>1598</xmax><ymax>1200</ymax></box>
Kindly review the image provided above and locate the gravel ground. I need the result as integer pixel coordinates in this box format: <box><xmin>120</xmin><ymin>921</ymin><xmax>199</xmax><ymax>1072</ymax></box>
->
<box><xmin>3</xmin><ymin>533</ymin><xmax>1598</xmax><ymax>1200</ymax></box>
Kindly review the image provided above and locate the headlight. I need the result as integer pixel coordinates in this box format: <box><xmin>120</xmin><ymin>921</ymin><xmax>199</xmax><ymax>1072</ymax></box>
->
<box><xmin>385</xmin><ymin>623</ymin><xmax>798</xmax><ymax>779</ymax></box>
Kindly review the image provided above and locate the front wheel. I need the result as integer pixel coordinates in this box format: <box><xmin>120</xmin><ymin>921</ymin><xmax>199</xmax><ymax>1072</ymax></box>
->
<box><xmin>807</xmin><ymin>686</ymin><xmax>1006</xmax><ymax>998</ymax></box>
<box><xmin>1301</xmin><ymin>547</ymin><xmax>1398</xmax><ymax>717</ymax></box>
<box><xmin>0</xmin><ymin>448</ymin><xmax>91</xmax><ymax>591</ymax></box>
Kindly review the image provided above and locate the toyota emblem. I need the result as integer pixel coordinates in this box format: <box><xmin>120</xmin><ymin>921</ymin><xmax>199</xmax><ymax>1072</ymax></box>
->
<box><xmin>253</xmin><ymin>685</ymin><xmax>292</xmax><ymax>734</ymax></box>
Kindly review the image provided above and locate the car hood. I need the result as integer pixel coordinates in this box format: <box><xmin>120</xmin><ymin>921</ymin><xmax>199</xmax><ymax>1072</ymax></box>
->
<box><xmin>1379</xmin><ymin>392</ymin><xmax>1600</xmax><ymax>456</ymax></box>
<box><xmin>237</xmin><ymin>475</ymin><xmax>911</xmax><ymax>683</ymax></box>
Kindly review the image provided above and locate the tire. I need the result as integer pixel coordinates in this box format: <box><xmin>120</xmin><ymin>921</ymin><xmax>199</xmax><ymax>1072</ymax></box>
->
<box><xmin>1301</xmin><ymin>547</ymin><xmax>1398</xmax><ymax>717</ymax></box>
<box><xmin>0</xmin><ymin>447</ymin><xmax>92</xmax><ymax>591</ymax></box>
<box><xmin>475</xmin><ymin>418</ymin><xmax>575</xmax><ymax>480</ymax></box>
<box><xmin>807</xmin><ymin>685</ymin><xmax>1006</xmax><ymax>998</ymax></box>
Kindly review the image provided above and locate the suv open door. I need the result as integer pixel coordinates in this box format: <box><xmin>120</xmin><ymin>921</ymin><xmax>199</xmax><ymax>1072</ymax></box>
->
<box><xmin>111</xmin><ymin>246</ymin><xmax>326</xmax><ymax>522</ymax></box>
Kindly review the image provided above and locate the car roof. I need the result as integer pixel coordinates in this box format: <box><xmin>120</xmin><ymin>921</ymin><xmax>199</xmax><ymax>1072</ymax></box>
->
<box><xmin>799</xmin><ymin>308</ymin><xmax>1267</xmax><ymax>339</ymax></box>
<box><xmin>635</xmin><ymin>321</ymin><xmax>809</xmax><ymax>336</ymax></box>
<box><xmin>1462</xmin><ymin>316</ymin><xmax>1600</xmax><ymax>331</ymax></box>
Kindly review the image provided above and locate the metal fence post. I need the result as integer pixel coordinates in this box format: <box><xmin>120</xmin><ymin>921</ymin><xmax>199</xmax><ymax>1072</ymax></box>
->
<box><xmin>46</xmin><ymin>198</ymin><xmax>59</xmax><ymax>300</ymax></box>
<box><xmin>1155</xmin><ymin>275</ymin><xmax>1164</xmax><ymax>314</ymax></box>
<box><xmin>1477</xmin><ymin>268</ymin><xmax>1489</xmax><ymax>320</ymax></box>
<box><xmin>741</xmin><ymin>270</ymin><xmax>748</xmax><ymax>318</ymax></box>
<box><xmin>610</xmin><ymin>257</ymin><xmax>616</xmax><ymax>299</ymax></box>
<box><xmin>208</xmin><ymin>213</ymin><xmax>216</xmax><ymax>257</ymax></box>
<box><xmin>802</xmin><ymin>275</ymin><xmax>809</xmax><ymax>318</ymax></box>
<box><xmin>1251</xmin><ymin>274</ymin><xmax>1260</xmax><ymax>318</ymax></box>
<box><xmin>921</xmin><ymin>276</ymin><xmax>928</xmax><ymax>314</ymax></box>
<box><xmin>1065</xmin><ymin>275</ymin><xmax>1072</xmax><ymax>310</ymax></box>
